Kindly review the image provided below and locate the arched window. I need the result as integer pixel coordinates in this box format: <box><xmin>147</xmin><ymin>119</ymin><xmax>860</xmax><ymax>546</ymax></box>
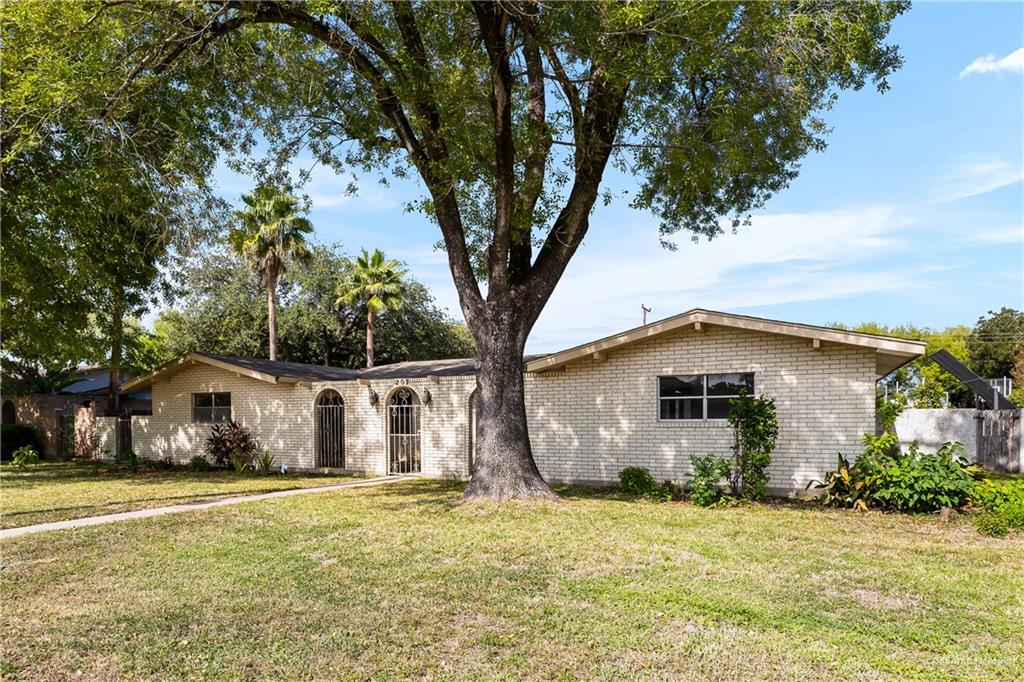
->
<box><xmin>387</xmin><ymin>388</ymin><xmax>421</xmax><ymax>474</ymax></box>
<box><xmin>1</xmin><ymin>400</ymin><xmax>16</xmax><ymax>425</ymax></box>
<box><xmin>315</xmin><ymin>390</ymin><xmax>345</xmax><ymax>468</ymax></box>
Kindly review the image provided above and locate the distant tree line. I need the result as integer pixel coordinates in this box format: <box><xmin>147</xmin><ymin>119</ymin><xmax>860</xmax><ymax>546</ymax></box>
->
<box><xmin>834</xmin><ymin>307</ymin><xmax>1024</xmax><ymax>407</ymax></box>
<box><xmin>147</xmin><ymin>244</ymin><xmax>474</xmax><ymax>370</ymax></box>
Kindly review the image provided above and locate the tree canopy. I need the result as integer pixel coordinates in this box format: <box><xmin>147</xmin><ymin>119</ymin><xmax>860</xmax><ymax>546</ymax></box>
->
<box><xmin>152</xmin><ymin>244</ymin><xmax>474</xmax><ymax>367</ymax></box>
<box><xmin>4</xmin><ymin>0</ymin><xmax>910</xmax><ymax>498</ymax></box>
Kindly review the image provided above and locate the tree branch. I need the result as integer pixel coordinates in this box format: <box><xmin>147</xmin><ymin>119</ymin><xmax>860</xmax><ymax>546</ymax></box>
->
<box><xmin>472</xmin><ymin>1</ymin><xmax>515</xmax><ymax>296</ymax></box>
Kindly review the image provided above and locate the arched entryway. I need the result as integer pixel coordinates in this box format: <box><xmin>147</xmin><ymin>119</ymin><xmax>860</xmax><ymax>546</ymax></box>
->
<box><xmin>315</xmin><ymin>390</ymin><xmax>345</xmax><ymax>468</ymax></box>
<box><xmin>1</xmin><ymin>399</ymin><xmax>16</xmax><ymax>425</ymax></box>
<box><xmin>387</xmin><ymin>387</ymin><xmax>421</xmax><ymax>474</ymax></box>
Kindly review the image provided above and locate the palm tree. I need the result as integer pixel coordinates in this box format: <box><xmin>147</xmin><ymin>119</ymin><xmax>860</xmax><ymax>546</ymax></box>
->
<box><xmin>336</xmin><ymin>249</ymin><xmax>406</xmax><ymax>368</ymax></box>
<box><xmin>228</xmin><ymin>185</ymin><xmax>313</xmax><ymax>361</ymax></box>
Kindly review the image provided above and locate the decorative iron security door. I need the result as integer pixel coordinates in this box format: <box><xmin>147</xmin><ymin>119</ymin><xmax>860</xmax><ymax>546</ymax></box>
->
<box><xmin>316</xmin><ymin>390</ymin><xmax>345</xmax><ymax>468</ymax></box>
<box><xmin>388</xmin><ymin>388</ymin><xmax>421</xmax><ymax>474</ymax></box>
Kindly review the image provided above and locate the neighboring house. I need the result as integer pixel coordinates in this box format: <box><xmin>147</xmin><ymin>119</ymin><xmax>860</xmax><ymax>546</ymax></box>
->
<box><xmin>1</xmin><ymin>368</ymin><xmax>151</xmax><ymax>458</ymax></box>
<box><xmin>120</xmin><ymin>309</ymin><xmax>925</xmax><ymax>493</ymax></box>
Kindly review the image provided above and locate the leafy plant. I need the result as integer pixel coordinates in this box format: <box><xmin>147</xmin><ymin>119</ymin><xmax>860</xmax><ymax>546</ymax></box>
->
<box><xmin>229</xmin><ymin>453</ymin><xmax>250</xmax><ymax>474</ymax></box>
<box><xmin>617</xmin><ymin>467</ymin><xmax>681</xmax><ymax>501</ymax></box>
<box><xmin>619</xmin><ymin>467</ymin><xmax>660</xmax><ymax>496</ymax></box>
<box><xmin>974</xmin><ymin>511</ymin><xmax>1009</xmax><ymax>537</ymax></box>
<box><xmin>11</xmin><ymin>445</ymin><xmax>40</xmax><ymax>469</ymax></box>
<box><xmin>812</xmin><ymin>439</ymin><xmax>975</xmax><ymax>514</ymax></box>
<box><xmin>256</xmin><ymin>450</ymin><xmax>276</xmax><ymax>475</ymax></box>
<box><xmin>972</xmin><ymin>478</ymin><xmax>1024</xmax><ymax>531</ymax></box>
<box><xmin>205</xmin><ymin>420</ymin><xmax>261</xmax><ymax>468</ymax></box>
<box><xmin>690</xmin><ymin>455</ymin><xmax>732</xmax><ymax>508</ymax></box>
<box><xmin>727</xmin><ymin>392</ymin><xmax>778</xmax><ymax>499</ymax></box>
<box><xmin>116</xmin><ymin>448</ymin><xmax>139</xmax><ymax>471</ymax></box>
<box><xmin>1</xmin><ymin>424</ymin><xmax>43</xmax><ymax>461</ymax></box>
<box><xmin>188</xmin><ymin>455</ymin><xmax>211</xmax><ymax>472</ymax></box>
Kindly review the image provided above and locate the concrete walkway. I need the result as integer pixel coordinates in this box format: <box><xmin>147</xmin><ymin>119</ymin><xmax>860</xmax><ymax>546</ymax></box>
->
<box><xmin>0</xmin><ymin>475</ymin><xmax>406</xmax><ymax>540</ymax></box>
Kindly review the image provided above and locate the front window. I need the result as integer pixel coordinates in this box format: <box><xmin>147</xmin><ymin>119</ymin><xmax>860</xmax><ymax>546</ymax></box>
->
<box><xmin>192</xmin><ymin>392</ymin><xmax>231</xmax><ymax>423</ymax></box>
<box><xmin>658</xmin><ymin>373</ymin><xmax>754</xmax><ymax>420</ymax></box>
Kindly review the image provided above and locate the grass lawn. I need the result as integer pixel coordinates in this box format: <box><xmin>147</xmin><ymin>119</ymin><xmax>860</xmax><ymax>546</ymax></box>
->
<box><xmin>0</xmin><ymin>461</ymin><xmax>359</xmax><ymax>529</ymax></box>
<box><xmin>1</xmin><ymin>479</ymin><xmax>1022</xmax><ymax>680</ymax></box>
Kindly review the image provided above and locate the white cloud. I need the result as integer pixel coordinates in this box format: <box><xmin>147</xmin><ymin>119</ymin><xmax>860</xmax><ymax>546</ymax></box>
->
<box><xmin>525</xmin><ymin>206</ymin><xmax>922</xmax><ymax>352</ymax></box>
<box><xmin>958</xmin><ymin>226</ymin><xmax>1023</xmax><ymax>245</ymax></box>
<box><xmin>959</xmin><ymin>47</ymin><xmax>1024</xmax><ymax>78</ymax></box>
<box><xmin>932</xmin><ymin>158</ymin><xmax>1023</xmax><ymax>203</ymax></box>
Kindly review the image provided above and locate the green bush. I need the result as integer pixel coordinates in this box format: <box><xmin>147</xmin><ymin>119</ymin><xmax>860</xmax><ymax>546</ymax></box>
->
<box><xmin>1</xmin><ymin>423</ymin><xmax>43</xmax><ymax>461</ymax></box>
<box><xmin>188</xmin><ymin>455</ymin><xmax>211</xmax><ymax>472</ymax></box>
<box><xmin>256</xmin><ymin>450</ymin><xmax>276</xmax><ymax>475</ymax></box>
<box><xmin>972</xmin><ymin>478</ymin><xmax>1024</xmax><ymax>530</ymax></box>
<box><xmin>619</xmin><ymin>467</ymin><xmax>660</xmax><ymax>496</ymax></box>
<box><xmin>812</xmin><ymin>402</ymin><xmax>976</xmax><ymax>514</ymax></box>
<box><xmin>814</xmin><ymin>441</ymin><xmax>975</xmax><ymax>514</ymax></box>
<box><xmin>617</xmin><ymin>467</ymin><xmax>682</xmax><ymax>501</ymax></box>
<box><xmin>974</xmin><ymin>511</ymin><xmax>1009</xmax><ymax>537</ymax></box>
<box><xmin>205</xmin><ymin>420</ymin><xmax>261</xmax><ymax>468</ymax></box>
<box><xmin>229</xmin><ymin>452</ymin><xmax>250</xmax><ymax>474</ymax></box>
<box><xmin>11</xmin><ymin>445</ymin><xmax>40</xmax><ymax>469</ymax></box>
<box><xmin>727</xmin><ymin>392</ymin><xmax>778</xmax><ymax>500</ymax></box>
<box><xmin>115</xmin><ymin>448</ymin><xmax>139</xmax><ymax>470</ymax></box>
<box><xmin>690</xmin><ymin>455</ymin><xmax>732</xmax><ymax>507</ymax></box>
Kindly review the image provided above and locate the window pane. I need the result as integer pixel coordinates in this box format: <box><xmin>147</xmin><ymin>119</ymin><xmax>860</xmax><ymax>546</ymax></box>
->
<box><xmin>193</xmin><ymin>393</ymin><xmax>213</xmax><ymax>408</ymax></box>
<box><xmin>213</xmin><ymin>393</ymin><xmax>231</xmax><ymax>407</ymax></box>
<box><xmin>212</xmin><ymin>407</ymin><xmax>231</xmax><ymax>422</ymax></box>
<box><xmin>707</xmin><ymin>398</ymin><xmax>732</xmax><ymax>419</ymax></box>
<box><xmin>660</xmin><ymin>398</ymin><xmax>703</xmax><ymax>420</ymax></box>
<box><xmin>658</xmin><ymin>375</ymin><xmax>702</xmax><ymax>398</ymax></box>
<box><xmin>707</xmin><ymin>373</ymin><xmax>754</xmax><ymax>396</ymax></box>
<box><xmin>194</xmin><ymin>407</ymin><xmax>211</xmax><ymax>423</ymax></box>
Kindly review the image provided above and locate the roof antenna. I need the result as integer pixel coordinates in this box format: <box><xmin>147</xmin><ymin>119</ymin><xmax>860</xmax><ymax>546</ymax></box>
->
<box><xmin>642</xmin><ymin>304</ymin><xmax>652</xmax><ymax>325</ymax></box>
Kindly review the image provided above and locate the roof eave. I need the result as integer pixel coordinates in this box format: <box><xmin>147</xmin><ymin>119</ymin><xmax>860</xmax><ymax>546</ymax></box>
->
<box><xmin>526</xmin><ymin>309</ymin><xmax>927</xmax><ymax>374</ymax></box>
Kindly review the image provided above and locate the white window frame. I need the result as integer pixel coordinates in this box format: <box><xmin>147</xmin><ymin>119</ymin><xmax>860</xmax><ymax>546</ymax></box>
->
<box><xmin>192</xmin><ymin>392</ymin><xmax>231</xmax><ymax>423</ymax></box>
<box><xmin>657</xmin><ymin>373</ymin><xmax>754</xmax><ymax>422</ymax></box>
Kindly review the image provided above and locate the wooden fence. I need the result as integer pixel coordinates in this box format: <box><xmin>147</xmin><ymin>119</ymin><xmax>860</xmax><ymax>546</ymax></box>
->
<box><xmin>976</xmin><ymin>410</ymin><xmax>1021</xmax><ymax>473</ymax></box>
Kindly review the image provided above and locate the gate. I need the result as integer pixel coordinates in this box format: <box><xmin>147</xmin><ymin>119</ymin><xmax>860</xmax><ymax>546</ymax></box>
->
<box><xmin>316</xmin><ymin>390</ymin><xmax>345</xmax><ymax>468</ymax></box>
<box><xmin>117</xmin><ymin>413</ymin><xmax>133</xmax><ymax>456</ymax></box>
<box><xmin>388</xmin><ymin>388</ymin><xmax>421</xmax><ymax>474</ymax></box>
<box><xmin>976</xmin><ymin>410</ymin><xmax>1021</xmax><ymax>473</ymax></box>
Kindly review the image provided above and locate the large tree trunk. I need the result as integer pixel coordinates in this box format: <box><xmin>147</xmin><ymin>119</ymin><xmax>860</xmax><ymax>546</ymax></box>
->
<box><xmin>463</xmin><ymin>319</ymin><xmax>557</xmax><ymax>500</ymax></box>
<box><xmin>366</xmin><ymin>307</ymin><xmax>375</xmax><ymax>368</ymax></box>
<box><xmin>267</xmin><ymin>275</ymin><xmax>278</xmax><ymax>361</ymax></box>
<box><xmin>107</xmin><ymin>293</ymin><xmax>124</xmax><ymax>416</ymax></box>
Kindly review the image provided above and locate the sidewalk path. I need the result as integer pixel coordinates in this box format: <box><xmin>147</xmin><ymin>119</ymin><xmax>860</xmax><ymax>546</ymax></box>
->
<box><xmin>0</xmin><ymin>476</ymin><xmax>407</xmax><ymax>540</ymax></box>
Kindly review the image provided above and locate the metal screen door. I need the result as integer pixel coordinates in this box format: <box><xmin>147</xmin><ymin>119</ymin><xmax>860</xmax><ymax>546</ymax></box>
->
<box><xmin>388</xmin><ymin>388</ymin><xmax>421</xmax><ymax>474</ymax></box>
<box><xmin>316</xmin><ymin>390</ymin><xmax>345</xmax><ymax>468</ymax></box>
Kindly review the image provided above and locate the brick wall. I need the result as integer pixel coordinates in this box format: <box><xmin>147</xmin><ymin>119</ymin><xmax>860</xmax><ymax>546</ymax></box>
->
<box><xmin>133</xmin><ymin>364</ymin><xmax>476</xmax><ymax>476</ymax></box>
<box><xmin>524</xmin><ymin>325</ymin><xmax>876</xmax><ymax>492</ymax></box>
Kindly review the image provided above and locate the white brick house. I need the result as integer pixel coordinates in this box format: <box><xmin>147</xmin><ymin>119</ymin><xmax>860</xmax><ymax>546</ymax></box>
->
<box><xmin>120</xmin><ymin>309</ymin><xmax>924</xmax><ymax>492</ymax></box>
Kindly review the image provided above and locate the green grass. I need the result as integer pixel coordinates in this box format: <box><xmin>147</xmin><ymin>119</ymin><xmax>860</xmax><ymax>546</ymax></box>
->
<box><xmin>0</xmin><ymin>461</ymin><xmax>359</xmax><ymax>529</ymax></box>
<box><xmin>1</xmin><ymin>479</ymin><xmax>1022</xmax><ymax>680</ymax></box>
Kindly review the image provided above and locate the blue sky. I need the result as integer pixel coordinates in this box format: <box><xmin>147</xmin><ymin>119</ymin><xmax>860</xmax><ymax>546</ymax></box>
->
<box><xmin>209</xmin><ymin>2</ymin><xmax>1023</xmax><ymax>354</ymax></box>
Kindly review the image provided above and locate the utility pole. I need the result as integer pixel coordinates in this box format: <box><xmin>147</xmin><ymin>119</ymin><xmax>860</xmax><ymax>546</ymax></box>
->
<box><xmin>641</xmin><ymin>304</ymin><xmax>652</xmax><ymax>325</ymax></box>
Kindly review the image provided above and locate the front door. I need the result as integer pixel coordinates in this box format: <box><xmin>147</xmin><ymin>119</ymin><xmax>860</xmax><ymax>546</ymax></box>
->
<box><xmin>387</xmin><ymin>388</ymin><xmax>421</xmax><ymax>474</ymax></box>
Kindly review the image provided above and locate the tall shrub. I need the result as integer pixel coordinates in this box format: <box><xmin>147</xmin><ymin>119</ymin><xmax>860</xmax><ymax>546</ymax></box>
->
<box><xmin>727</xmin><ymin>392</ymin><xmax>779</xmax><ymax>499</ymax></box>
<box><xmin>205</xmin><ymin>420</ymin><xmax>261</xmax><ymax>468</ymax></box>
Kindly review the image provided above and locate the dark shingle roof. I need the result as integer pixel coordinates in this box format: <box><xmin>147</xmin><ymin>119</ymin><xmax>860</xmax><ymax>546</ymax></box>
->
<box><xmin>121</xmin><ymin>352</ymin><xmax>553</xmax><ymax>392</ymax></box>
<box><xmin>200</xmin><ymin>354</ymin><xmax>362</xmax><ymax>382</ymax></box>
<box><xmin>358</xmin><ymin>357</ymin><xmax>478</xmax><ymax>379</ymax></box>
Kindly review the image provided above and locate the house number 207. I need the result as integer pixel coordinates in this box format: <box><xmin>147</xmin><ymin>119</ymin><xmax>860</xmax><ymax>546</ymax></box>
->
<box><xmin>394</xmin><ymin>379</ymin><xmax>409</xmax><ymax>385</ymax></box>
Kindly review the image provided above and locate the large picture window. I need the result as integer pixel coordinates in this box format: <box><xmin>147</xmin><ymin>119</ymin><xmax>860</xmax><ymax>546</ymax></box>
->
<box><xmin>192</xmin><ymin>392</ymin><xmax>231</xmax><ymax>423</ymax></box>
<box><xmin>658</xmin><ymin>373</ymin><xmax>754</xmax><ymax>420</ymax></box>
